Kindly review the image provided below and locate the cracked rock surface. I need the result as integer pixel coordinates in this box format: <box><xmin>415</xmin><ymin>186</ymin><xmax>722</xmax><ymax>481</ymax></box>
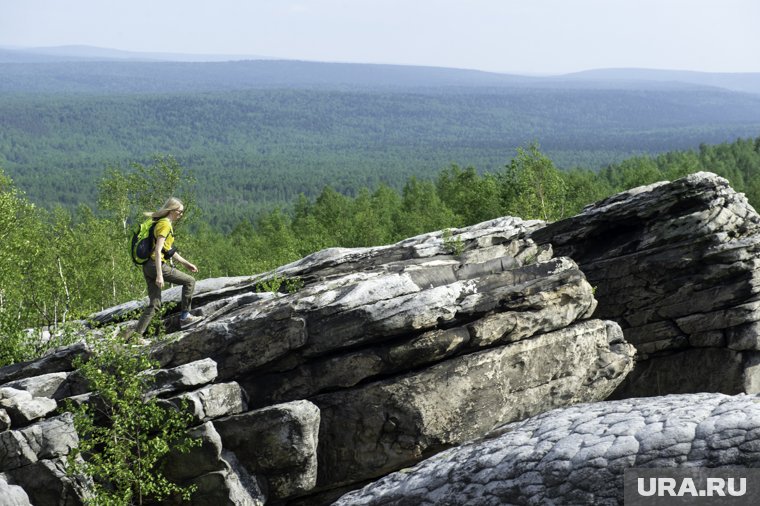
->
<box><xmin>0</xmin><ymin>216</ymin><xmax>634</xmax><ymax>504</ymax></box>
<box><xmin>333</xmin><ymin>393</ymin><xmax>760</xmax><ymax>506</ymax></box>
<box><xmin>533</xmin><ymin>172</ymin><xmax>760</xmax><ymax>397</ymax></box>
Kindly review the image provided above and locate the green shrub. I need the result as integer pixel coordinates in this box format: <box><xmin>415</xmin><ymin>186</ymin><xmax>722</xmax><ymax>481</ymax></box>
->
<box><xmin>66</xmin><ymin>333</ymin><xmax>199</xmax><ymax>505</ymax></box>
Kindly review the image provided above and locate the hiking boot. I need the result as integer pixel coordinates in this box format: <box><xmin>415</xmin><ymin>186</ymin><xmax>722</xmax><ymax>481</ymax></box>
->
<box><xmin>180</xmin><ymin>314</ymin><xmax>202</xmax><ymax>328</ymax></box>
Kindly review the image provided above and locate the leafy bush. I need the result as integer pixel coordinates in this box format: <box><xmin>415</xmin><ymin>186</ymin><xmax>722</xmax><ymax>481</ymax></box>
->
<box><xmin>66</xmin><ymin>333</ymin><xmax>199</xmax><ymax>505</ymax></box>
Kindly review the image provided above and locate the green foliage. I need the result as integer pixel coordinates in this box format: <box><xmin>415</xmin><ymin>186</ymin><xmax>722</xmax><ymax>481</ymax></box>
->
<box><xmin>4</xmin><ymin>86</ymin><xmax>760</xmax><ymax>231</ymax></box>
<box><xmin>0</xmin><ymin>170</ymin><xmax>34</xmax><ymax>363</ymax></box>
<box><xmin>437</xmin><ymin>166</ymin><xmax>502</xmax><ymax>225</ymax></box>
<box><xmin>3</xmin><ymin>137</ymin><xmax>760</xmax><ymax>368</ymax></box>
<box><xmin>397</xmin><ymin>177</ymin><xmax>457</xmax><ymax>237</ymax></box>
<box><xmin>255</xmin><ymin>274</ymin><xmax>304</xmax><ymax>295</ymax></box>
<box><xmin>501</xmin><ymin>144</ymin><xmax>568</xmax><ymax>221</ymax></box>
<box><xmin>66</xmin><ymin>335</ymin><xmax>199</xmax><ymax>505</ymax></box>
<box><xmin>442</xmin><ymin>229</ymin><xmax>465</xmax><ymax>257</ymax></box>
<box><xmin>99</xmin><ymin>154</ymin><xmax>198</xmax><ymax>234</ymax></box>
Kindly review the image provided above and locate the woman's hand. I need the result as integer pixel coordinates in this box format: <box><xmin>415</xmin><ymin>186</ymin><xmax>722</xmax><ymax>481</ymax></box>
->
<box><xmin>173</xmin><ymin>252</ymin><xmax>198</xmax><ymax>273</ymax></box>
<box><xmin>155</xmin><ymin>273</ymin><xmax>164</xmax><ymax>288</ymax></box>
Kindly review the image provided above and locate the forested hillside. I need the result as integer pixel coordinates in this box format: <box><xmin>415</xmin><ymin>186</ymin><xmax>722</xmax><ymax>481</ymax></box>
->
<box><xmin>3</xmin><ymin>87</ymin><xmax>760</xmax><ymax>228</ymax></box>
<box><xmin>2</xmin><ymin>58</ymin><xmax>760</xmax><ymax>229</ymax></box>
<box><xmin>3</xmin><ymin>138</ymin><xmax>760</xmax><ymax>367</ymax></box>
<box><xmin>3</xmin><ymin>55</ymin><xmax>760</xmax><ymax>366</ymax></box>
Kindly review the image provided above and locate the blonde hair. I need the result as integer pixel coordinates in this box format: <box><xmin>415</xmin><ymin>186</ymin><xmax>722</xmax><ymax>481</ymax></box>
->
<box><xmin>144</xmin><ymin>197</ymin><xmax>184</xmax><ymax>219</ymax></box>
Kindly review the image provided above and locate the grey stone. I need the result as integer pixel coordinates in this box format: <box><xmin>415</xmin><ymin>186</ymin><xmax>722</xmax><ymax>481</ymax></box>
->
<box><xmin>0</xmin><ymin>474</ymin><xmax>32</xmax><ymax>506</ymax></box>
<box><xmin>0</xmin><ymin>343</ymin><xmax>91</xmax><ymax>384</ymax></box>
<box><xmin>0</xmin><ymin>388</ymin><xmax>58</xmax><ymax>428</ymax></box>
<box><xmin>241</xmin><ymin>257</ymin><xmax>599</xmax><ymax>408</ymax></box>
<box><xmin>313</xmin><ymin>319</ymin><xmax>634</xmax><ymax>487</ymax></box>
<box><xmin>214</xmin><ymin>400</ymin><xmax>320</xmax><ymax>500</ymax></box>
<box><xmin>150</xmin><ymin>218</ymin><xmax>554</xmax><ymax>378</ymax></box>
<box><xmin>162</xmin><ymin>421</ymin><xmax>263</xmax><ymax>506</ymax></box>
<box><xmin>532</xmin><ymin>172</ymin><xmax>760</xmax><ymax>397</ymax></box>
<box><xmin>0</xmin><ymin>414</ymin><xmax>78</xmax><ymax>471</ymax></box>
<box><xmin>332</xmin><ymin>393</ymin><xmax>760</xmax><ymax>506</ymax></box>
<box><xmin>3</xmin><ymin>372</ymin><xmax>70</xmax><ymax>398</ymax></box>
<box><xmin>163</xmin><ymin>382</ymin><xmax>247</xmax><ymax>424</ymax></box>
<box><xmin>7</xmin><ymin>458</ymin><xmax>87</xmax><ymax>506</ymax></box>
<box><xmin>145</xmin><ymin>358</ymin><xmax>218</xmax><ymax>397</ymax></box>
<box><xmin>182</xmin><ymin>456</ymin><xmax>265</xmax><ymax>506</ymax></box>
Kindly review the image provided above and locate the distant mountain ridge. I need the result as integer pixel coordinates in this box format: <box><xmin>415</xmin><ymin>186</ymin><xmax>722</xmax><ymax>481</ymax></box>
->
<box><xmin>2</xmin><ymin>45</ymin><xmax>760</xmax><ymax>227</ymax></box>
<box><xmin>565</xmin><ymin>68</ymin><xmax>760</xmax><ymax>95</ymax></box>
<box><xmin>0</xmin><ymin>44</ymin><xmax>270</xmax><ymax>63</ymax></box>
<box><xmin>0</xmin><ymin>45</ymin><xmax>758</xmax><ymax>94</ymax></box>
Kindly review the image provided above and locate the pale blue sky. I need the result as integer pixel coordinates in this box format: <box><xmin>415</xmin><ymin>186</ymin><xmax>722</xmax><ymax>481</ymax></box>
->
<box><xmin>1</xmin><ymin>0</ymin><xmax>758</xmax><ymax>74</ymax></box>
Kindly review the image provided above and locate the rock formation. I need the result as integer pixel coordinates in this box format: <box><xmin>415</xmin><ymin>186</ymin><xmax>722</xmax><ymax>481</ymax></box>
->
<box><xmin>4</xmin><ymin>171</ymin><xmax>760</xmax><ymax>505</ymax></box>
<box><xmin>332</xmin><ymin>392</ymin><xmax>760</xmax><ymax>506</ymax></box>
<box><xmin>0</xmin><ymin>216</ymin><xmax>634</xmax><ymax>505</ymax></box>
<box><xmin>532</xmin><ymin>172</ymin><xmax>760</xmax><ymax>398</ymax></box>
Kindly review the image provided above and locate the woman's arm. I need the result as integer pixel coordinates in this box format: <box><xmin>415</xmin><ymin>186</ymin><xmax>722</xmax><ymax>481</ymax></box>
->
<box><xmin>154</xmin><ymin>235</ymin><xmax>166</xmax><ymax>287</ymax></box>
<box><xmin>173</xmin><ymin>252</ymin><xmax>198</xmax><ymax>273</ymax></box>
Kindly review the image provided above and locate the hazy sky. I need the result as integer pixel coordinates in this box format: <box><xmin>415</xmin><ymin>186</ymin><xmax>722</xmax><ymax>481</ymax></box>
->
<box><xmin>1</xmin><ymin>0</ymin><xmax>758</xmax><ymax>74</ymax></box>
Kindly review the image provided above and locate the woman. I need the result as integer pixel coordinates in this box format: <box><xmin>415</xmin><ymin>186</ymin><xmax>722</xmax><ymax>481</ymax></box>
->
<box><xmin>133</xmin><ymin>197</ymin><xmax>200</xmax><ymax>339</ymax></box>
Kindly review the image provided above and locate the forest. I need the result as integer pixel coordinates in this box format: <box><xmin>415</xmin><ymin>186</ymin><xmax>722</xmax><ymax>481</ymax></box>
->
<box><xmin>4</xmin><ymin>50</ymin><xmax>760</xmax><ymax>505</ymax></box>
<box><xmin>2</xmin><ymin>56</ymin><xmax>760</xmax><ymax>366</ymax></box>
<box><xmin>2</xmin><ymin>137</ymin><xmax>760</xmax><ymax>367</ymax></box>
<box><xmin>2</xmin><ymin>83</ymin><xmax>760</xmax><ymax>230</ymax></box>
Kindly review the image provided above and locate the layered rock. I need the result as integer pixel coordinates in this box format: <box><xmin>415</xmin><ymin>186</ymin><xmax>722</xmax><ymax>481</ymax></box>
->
<box><xmin>0</xmin><ymin>216</ymin><xmax>635</xmax><ymax>504</ymax></box>
<box><xmin>0</xmin><ymin>413</ymin><xmax>84</xmax><ymax>505</ymax></box>
<box><xmin>313</xmin><ymin>319</ymin><xmax>629</xmax><ymax>488</ymax></box>
<box><xmin>144</xmin><ymin>217</ymin><xmax>634</xmax><ymax>497</ymax></box>
<box><xmin>7</xmin><ymin>172</ymin><xmax>760</xmax><ymax>504</ymax></box>
<box><xmin>532</xmin><ymin>172</ymin><xmax>760</xmax><ymax>397</ymax></box>
<box><xmin>332</xmin><ymin>392</ymin><xmax>760</xmax><ymax>506</ymax></box>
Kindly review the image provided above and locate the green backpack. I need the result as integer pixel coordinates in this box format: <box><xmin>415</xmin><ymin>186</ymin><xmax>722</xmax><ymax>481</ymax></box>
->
<box><xmin>130</xmin><ymin>219</ymin><xmax>158</xmax><ymax>265</ymax></box>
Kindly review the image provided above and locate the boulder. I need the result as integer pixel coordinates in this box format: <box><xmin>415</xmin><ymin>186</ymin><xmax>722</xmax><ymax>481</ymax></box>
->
<box><xmin>240</xmin><ymin>257</ymin><xmax>602</xmax><ymax>408</ymax></box>
<box><xmin>3</xmin><ymin>372</ymin><xmax>70</xmax><ymax>398</ymax></box>
<box><xmin>0</xmin><ymin>413</ymin><xmax>78</xmax><ymax>472</ymax></box>
<box><xmin>0</xmin><ymin>388</ymin><xmax>57</xmax><ymax>428</ymax></box>
<box><xmin>0</xmin><ymin>474</ymin><xmax>32</xmax><ymax>506</ymax></box>
<box><xmin>333</xmin><ymin>392</ymin><xmax>760</xmax><ymax>506</ymax></box>
<box><xmin>0</xmin><ymin>343</ymin><xmax>90</xmax><ymax>384</ymax></box>
<box><xmin>214</xmin><ymin>400</ymin><xmax>320</xmax><ymax>500</ymax></box>
<box><xmin>313</xmin><ymin>319</ymin><xmax>632</xmax><ymax>487</ymax></box>
<box><xmin>150</xmin><ymin>218</ymin><xmax>556</xmax><ymax>378</ymax></box>
<box><xmin>163</xmin><ymin>382</ymin><xmax>248</xmax><ymax>424</ymax></box>
<box><xmin>145</xmin><ymin>358</ymin><xmax>218</xmax><ymax>397</ymax></box>
<box><xmin>161</xmin><ymin>422</ymin><xmax>264</xmax><ymax>506</ymax></box>
<box><xmin>532</xmin><ymin>172</ymin><xmax>760</xmax><ymax>397</ymax></box>
<box><xmin>6</xmin><ymin>458</ymin><xmax>86</xmax><ymax>506</ymax></box>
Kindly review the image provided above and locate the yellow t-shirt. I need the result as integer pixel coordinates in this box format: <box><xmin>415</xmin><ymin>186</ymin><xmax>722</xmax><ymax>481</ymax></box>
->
<box><xmin>151</xmin><ymin>218</ymin><xmax>175</xmax><ymax>261</ymax></box>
